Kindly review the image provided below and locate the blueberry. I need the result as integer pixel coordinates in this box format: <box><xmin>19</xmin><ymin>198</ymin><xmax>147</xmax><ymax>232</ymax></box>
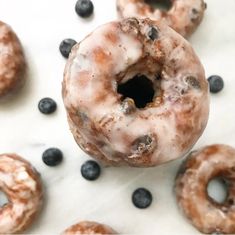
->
<box><xmin>59</xmin><ymin>39</ymin><xmax>77</xmax><ymax>58</ymax></box>
<box><xmin>132</xmin><ymin>135</ymin><xmax>153</xmax><ymax>154</ymax></box>
<box><xmin>208</xmin><ymin>75</ymin><xmax>224</xmax><ymax>93</ymax></box>
<box><xmin>38</xmin><ymin>98</ymin><xmax>57</xmax><ymax>114</ymax></box>
<box><xmin>148</xmin><ymin>27</ymin><xmax>159</xmax><ymax>41</ymax></box>
<box><xmin>186</xmin><ymin>76</ymin><xmax>201</xmax><ymax>89</ymax></box>
<box><xmin>81</xmin><ymin>160</ymin><xmax>101</xmax><ymax>181</ymax></box>
<box><xmin>42</xmin><ymin>148</ymin><xmax>63</xmax><ymax>166</ymax></box>
<box><xmin>75</xmin><ymin>0</ymin><xmax>94</xmax><ymax>18</ymax></box>
<box><xmin>132</xmin><ymin>188</ymin><xmax>153</xmax><ymax>209</ymax></box>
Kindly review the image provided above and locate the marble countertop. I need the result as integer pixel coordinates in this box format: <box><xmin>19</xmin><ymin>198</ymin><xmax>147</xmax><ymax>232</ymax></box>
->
<box><xmin>0</xmin><ymin>0</ymin><xmax>235</xmax><ymax>234</ymax></box>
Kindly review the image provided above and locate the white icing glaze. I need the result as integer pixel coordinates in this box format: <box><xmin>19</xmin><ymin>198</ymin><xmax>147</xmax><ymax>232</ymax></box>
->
<box><xmin>0</xmin><ymin>154</ymin><xmax>43</xmax><ymax>234</ymax></box>
<box><xmin>63</xmin><ymin>18</ymin><xmax>209</xmax><ymax>167</ymax></box>
<box><xmin>0</xmin><ymin>21</ymin><xmax>26</xmax><ymax>98</ymax></box>
<box><xmin>116</xmin><ymin>0</ymin><xmax>206</xmax><ymax>37</ymax></box>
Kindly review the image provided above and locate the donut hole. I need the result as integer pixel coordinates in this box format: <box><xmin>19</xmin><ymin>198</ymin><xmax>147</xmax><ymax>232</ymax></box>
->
<box><xmin>207</xmin><ymin>178</ymin><xmax>228</xmax><ymax>204</ymax></box>
<box><xmin>144</xmin><ymin>0</ymin><xmax>172</xmax><ymax>11</ymax></box>
<box><xmin>0</xmin><ymin>191</ymin><xmax>9</xmax><ymax>207</ymax></box>
<box><xmin>117</xmin><ymin>75</ymin><xmax>155</xmax><ymax>109</ymax></box>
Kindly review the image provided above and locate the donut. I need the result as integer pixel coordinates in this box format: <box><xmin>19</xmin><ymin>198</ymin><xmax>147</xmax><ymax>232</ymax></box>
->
<box><xmin>0</xmin><ymin>154</ymin><xmax>43</xmax><ymax>234</ymax></box>
<box><xmin>0</xmin><ymin>21</ymin><xmax>26</xmax><ymax>98</ymax></box>
<box><xmin>116</xmin><ymin>0</ymin><xmax>207</xmax><ymax>37</ymax></box>
<box><xmin>175</xmin><ymin>144</ymin><xmax>235</xmax><ymax>234</ymax></box>
<box><xmin>62</xmin><ymin>221</ymin><xmax>117</xmax><ymax>234</ymax></box>
<box><xmin>62</xmin><ymin>18</ymin><xmax>209</xmax><ymax>167</ymax></box>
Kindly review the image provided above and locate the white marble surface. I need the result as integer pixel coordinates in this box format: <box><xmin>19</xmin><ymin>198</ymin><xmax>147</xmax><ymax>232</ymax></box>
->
<box><xmin>0</xmin><ymin>0</ymin><xmax>235</xmax><ymax>234</ymax></box>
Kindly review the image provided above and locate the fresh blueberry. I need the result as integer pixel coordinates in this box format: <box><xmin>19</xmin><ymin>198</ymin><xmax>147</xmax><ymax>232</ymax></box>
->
<box><xmin>42</xmin><ymin>148</ymin><xmax>63</xmax><ymax>167</ymax></box>
<box><xmin>208</xmin><ymin>75</ymin><xmax>224</xmax><ymax>93</ymax></box>
<box><xmin>75</xmin><ymin>0</ymin><xmax>94</xmax><ymax>18</ymax></box>
<box><xmin>38</xmin><ymin>98</ymin><xmax>57</xmax><ymax>114</ymax></box>
<box><xmin>81</xmin><ymin>160</ymin><xmax>101</xmax><ymax>181</ymax></box>
<box><xmin>132</xmin><ymin>188</ymin><xmax>153</xmax><ymax>209</ymax></box>
<box><xmin>59</xmin><ymin>39</ymin><xmax>77</xmax><ymax>58</ymax></box>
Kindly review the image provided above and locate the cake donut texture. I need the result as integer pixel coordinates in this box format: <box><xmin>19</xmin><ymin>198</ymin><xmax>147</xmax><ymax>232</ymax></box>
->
<box><xmin>62</xmin><ymin>18</ymin><xmax>209</xmax><ymax>167</ymax></box>
<box><xmin>116</xmin><ymin>0</ymin><xmax>206</xmax><ymax>37</ymax></box>
<box><xmin>62</xmin><ymin>221</ymin><xmax>117</xmax><ymax>235</ymax></box>
<box><xmin>175</xmin><ymin>145</ymin><xmax>235</xmax><ymax>234</ymax></box>
<box><xmin>0</xmin><ymin>154</ymin><xmax>43</xmax><ymax>234</ymax></box>
<box><xmin>0</xmin><ymin>21</ymin><xmax>26</xmax><ymax>98</ymax></box>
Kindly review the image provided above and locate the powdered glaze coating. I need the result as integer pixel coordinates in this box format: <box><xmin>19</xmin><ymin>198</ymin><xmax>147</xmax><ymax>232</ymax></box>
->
<box><xmin>175</xmin><ymin>145</ymin><xmax>235</xmax><ymax>234</ymax></box>
<box><xmin>63</xmin><ymin>18</ymin><xmax>209</xmax><ymax>167</ymax></box>
<box><xmin>0</xmin><ymin>21</ymin><xmax>26</xmax><ymax>98</ymax></box>
<box><xmin>0</xmin><ymin>154</ymin><xmax>43</xmax><ymax>234</ymax></box>
<box><xmin>62</xmin><ymin>221</ymin><xmax>117</xmax><ymax>235</ymax></box>
<box><xmin>116</xmin><ymin>0</ymin><xmax>206</xmax><ymax>37</ymax></box>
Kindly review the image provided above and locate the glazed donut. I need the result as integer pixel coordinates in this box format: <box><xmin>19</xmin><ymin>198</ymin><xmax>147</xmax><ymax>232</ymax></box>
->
<box><xmin>62</xmin><ymin>221</ymin><xmax>117</xmax><ymax>235</ymax></box>
<box><xmin>175</xmin><ymin>144</ymin><xmax>235</xmax><ymax>234</ymax></box>
<box><xmin>0</xmin><ymin>154</ymin><xmax>43</xmax><ymax>234</ymax></box>
<box><xmin>0</xmin><ymin>21</ymin><xmax>26</xmax><ymax>98</ymax></box>
<box><xmin>116</xmin><ymin>0</ymin><xmax>207</xmax><ymax>37</ymax></box>
<box><xmin>62</xmin><ymin>18</ymin><xmax>209</xmax><ymax>167</ymax></box>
